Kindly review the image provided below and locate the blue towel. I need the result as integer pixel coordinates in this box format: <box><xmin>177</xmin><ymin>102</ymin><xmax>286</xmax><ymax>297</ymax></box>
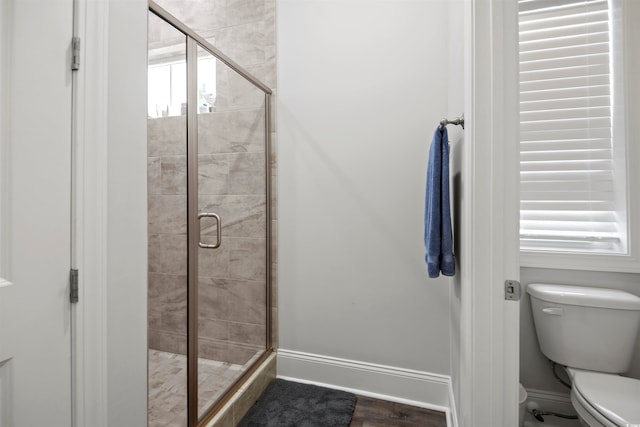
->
<box><xmin>424</xmin><ymin>125</ymin><xmax>455</xmax><ymax>278</ymax></box>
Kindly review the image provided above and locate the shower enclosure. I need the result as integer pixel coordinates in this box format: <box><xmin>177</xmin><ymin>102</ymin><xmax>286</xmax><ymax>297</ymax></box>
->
<box><xmin>146</xmin><ymin>3</ymin><xmax>272</xmax><ymax>426</ymax></box>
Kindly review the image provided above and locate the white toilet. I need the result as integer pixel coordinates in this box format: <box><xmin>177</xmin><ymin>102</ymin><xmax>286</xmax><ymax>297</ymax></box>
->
<box><xmin>527</xmin><ymin>283</ymin><xmax>640</xmax><ymax>427</ymax></box>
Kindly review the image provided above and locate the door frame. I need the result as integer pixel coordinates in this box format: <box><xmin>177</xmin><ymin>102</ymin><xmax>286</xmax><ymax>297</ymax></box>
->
<box><xmin>71</xmin><ymin>0</ymin><xmax>148</xmax><ymax>426</ymax></box>
<box><xmin>457</xmin><ymin>0</ymin><xmax>520</xmax><ymax>426</ymax></box>
<box><xmin>70</xmin><ymin>0</ymin><xmax>109</xmax><ymax>425</ymax></box>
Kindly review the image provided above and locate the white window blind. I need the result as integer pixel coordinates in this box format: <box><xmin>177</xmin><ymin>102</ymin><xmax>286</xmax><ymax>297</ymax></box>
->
<box><xmin>519</xmin><ymin>0</ymin><xmax>625</xmax><ymax>254</ymax></box>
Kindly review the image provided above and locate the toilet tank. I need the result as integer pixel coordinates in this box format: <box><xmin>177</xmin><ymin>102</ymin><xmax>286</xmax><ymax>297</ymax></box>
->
<box><xmin>527</xmin><ymin>284</ymin><xmax>640</xmax><ymax>373</ymax></box>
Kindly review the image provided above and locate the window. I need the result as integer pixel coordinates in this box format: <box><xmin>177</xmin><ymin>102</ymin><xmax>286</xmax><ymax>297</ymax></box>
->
<box><xmin>148</xmin><ymin>56</ymin><xmax>217</xmax><ymax>118</ymax></box>
<box><xmin>518</xmin><ymin>0</ymin><xmax>629</xmax><ymax>260</ymax></box>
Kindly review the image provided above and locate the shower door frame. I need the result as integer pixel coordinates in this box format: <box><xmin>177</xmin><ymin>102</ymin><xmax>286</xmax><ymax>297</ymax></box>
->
<box><xmin>149</xmin><ymin>3</ymin><xmax>273</xmax><ymax>426</ymax></box>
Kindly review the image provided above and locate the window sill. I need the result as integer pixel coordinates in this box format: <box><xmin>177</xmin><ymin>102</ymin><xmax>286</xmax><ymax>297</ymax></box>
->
<box><xmin>520</xmin><ymin>251</ymin><xmax>640</xmax><ymax>274</ymax></box>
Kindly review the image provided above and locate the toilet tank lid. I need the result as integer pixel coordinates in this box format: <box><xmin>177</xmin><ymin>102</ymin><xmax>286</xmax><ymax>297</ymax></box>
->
<box><xmin>527</xmin><ymin>284</ymin><xmax>640</xmax><ymax>310</ymax></box>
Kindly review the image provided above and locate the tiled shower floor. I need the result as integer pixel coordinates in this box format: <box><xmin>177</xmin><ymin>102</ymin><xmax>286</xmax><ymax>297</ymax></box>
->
<box><xmin>148</xmin><ymin>350</ymin><xmax>244</xmax><ymax>427</ymax></box>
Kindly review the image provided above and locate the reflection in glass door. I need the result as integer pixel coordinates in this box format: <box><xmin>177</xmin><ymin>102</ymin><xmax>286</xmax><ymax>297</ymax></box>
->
<box><xmin>147</xmin><ymin>4</ymin><xmax>272</xmax><ymax>427</ymax></box>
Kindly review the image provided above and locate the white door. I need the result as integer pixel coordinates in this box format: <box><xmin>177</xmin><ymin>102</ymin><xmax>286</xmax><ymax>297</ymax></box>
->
<box><xmin>0</xmin><ymin>0</ymin><xmax>74</xmax><ymax>425</ymax></box>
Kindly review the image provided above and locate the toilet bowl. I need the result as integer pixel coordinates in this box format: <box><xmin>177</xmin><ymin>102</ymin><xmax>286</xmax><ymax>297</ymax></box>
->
<box><xmin>566</xmin><ymin>369</ymin><xmax>640</xmax><ymax>427</ymax></box>
<box><xmin>527</xmin><ymin>284</ymin><xmax>640</xmax><ymax>427</ymax></box>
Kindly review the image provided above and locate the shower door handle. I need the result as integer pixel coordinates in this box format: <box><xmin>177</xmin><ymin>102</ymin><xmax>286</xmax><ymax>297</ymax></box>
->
<box><xmin>198</xmin><ymin>212</ymin><xmax>221</xmax><ymax>249</ymax></box>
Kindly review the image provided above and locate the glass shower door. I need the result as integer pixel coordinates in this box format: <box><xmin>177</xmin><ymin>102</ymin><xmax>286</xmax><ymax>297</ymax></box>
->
<box><xmin>148</xmin><ymin>4</ymin><xmax>272</xmax><ymax>426</ymax></box>
<box><xmin>195</xmin><ymin>46</ymin><xmax>269</xmax><ymax>418</ymax></box>
<box><xmin>147</xmin><ymin>11</ymin><xmax>188</xmax><ymax>427</ymax></box>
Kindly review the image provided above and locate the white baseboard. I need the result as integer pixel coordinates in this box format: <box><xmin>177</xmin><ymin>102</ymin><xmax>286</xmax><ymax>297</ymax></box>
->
<box><xmin>525</xmin><ymin>388</ymin><xmax>574</xmax><ymax>414</ymax></box>
<box><xmin>276</xmin><ymin>349</ymin><xmax>453</xmax><ymax>421</ymax></box>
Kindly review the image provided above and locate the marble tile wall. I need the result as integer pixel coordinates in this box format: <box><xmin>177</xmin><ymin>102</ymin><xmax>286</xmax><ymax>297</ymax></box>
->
<box><xmin>152</xmin><ymin>0</ymin><xmax>276</xmax><ymax>90</ymax></box>
<box><xmin>148</xmin><ymin>0</ymin><xmax>277</xmax><ymax>364</ymax></box>
<box><xmin>147</xmin><ymin>112</ymin><xmax>269</xmax><ymax>363</ymax></box>
<box><xmin>196</xmin><ymin>108</ymin><xmax>268</xmax><ymax>364</ymax></box>
<box><xmin>148</xmin><ymin>116</ymin><xmax>189</xmax><ymax>355</ymax></box>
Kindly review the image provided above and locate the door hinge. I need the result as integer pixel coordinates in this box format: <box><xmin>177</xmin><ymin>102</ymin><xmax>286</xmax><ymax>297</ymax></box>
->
<box><xmin>70</xmin><ymin>268</ymin><xmax>79</xmax><ymax>303</ymax></box>
<box><xmin>71</xmin><ymin>37</ymin><xmax>81</xmax><ymax>71</ymax></box>
<box><xmin>505</xmin><ymin>280</ymin><xmax>521</xmax><ymax>301</ymax></box>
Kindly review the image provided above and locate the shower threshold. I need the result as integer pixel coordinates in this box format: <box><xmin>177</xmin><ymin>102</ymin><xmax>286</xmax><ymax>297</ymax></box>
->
<box><xmin>148</xmin><ymin>349</ymin><xmax>262</xmax><ymax>427</ymax></box>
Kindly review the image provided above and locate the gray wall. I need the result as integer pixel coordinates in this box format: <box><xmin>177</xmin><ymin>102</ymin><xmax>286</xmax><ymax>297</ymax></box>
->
<box><xmin>277</xmin><ymin>0</ymin><xmax>452</xmax><ymax>375</ymax></box>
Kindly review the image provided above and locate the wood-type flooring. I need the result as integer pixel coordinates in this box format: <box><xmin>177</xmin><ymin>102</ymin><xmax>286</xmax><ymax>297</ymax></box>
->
<box><xmin>349</xmin><ymin>395</ymin><xmax>447</xmax><ymax>427</ymax></box>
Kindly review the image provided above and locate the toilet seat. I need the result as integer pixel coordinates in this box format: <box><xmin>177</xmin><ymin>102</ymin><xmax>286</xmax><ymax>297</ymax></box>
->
<box><xmin>571</xmin><ymin>371</ymin><xmax>640</xmax><ymax>427</ymax></box>
<box><xmin>572</xmin><ymin>386</ymin><xmax>615</xmax><ymax>427</ymax></box>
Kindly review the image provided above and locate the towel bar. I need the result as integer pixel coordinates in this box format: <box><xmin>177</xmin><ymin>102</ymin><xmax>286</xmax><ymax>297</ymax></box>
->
<box><xmin>440</xmin><ymin>114</ymin><xmax>464</xmax><ymax>129</ymax></box>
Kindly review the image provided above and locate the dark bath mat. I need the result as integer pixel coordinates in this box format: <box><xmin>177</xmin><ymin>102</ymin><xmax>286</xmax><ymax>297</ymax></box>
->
<box><xmin>238</xmin><ymin>379</ymin><xmax>357</xmax><ymax>427</ymax></box>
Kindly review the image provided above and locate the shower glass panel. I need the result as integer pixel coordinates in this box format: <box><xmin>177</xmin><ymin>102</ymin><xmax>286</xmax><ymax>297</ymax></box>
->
<box><xmin>196</xmin><ymin>46</ymin><xmax>268</xmax><ymax>417</ymax></box>
<box><xmin>147</xmin><ymin>11</ymin><xmax>188</xmax><ymax>427</ymax></box>
<box><xmin>147</xmin><ymin>4</ymin><xmax>272</xmax><ymax>426</ymax></box>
